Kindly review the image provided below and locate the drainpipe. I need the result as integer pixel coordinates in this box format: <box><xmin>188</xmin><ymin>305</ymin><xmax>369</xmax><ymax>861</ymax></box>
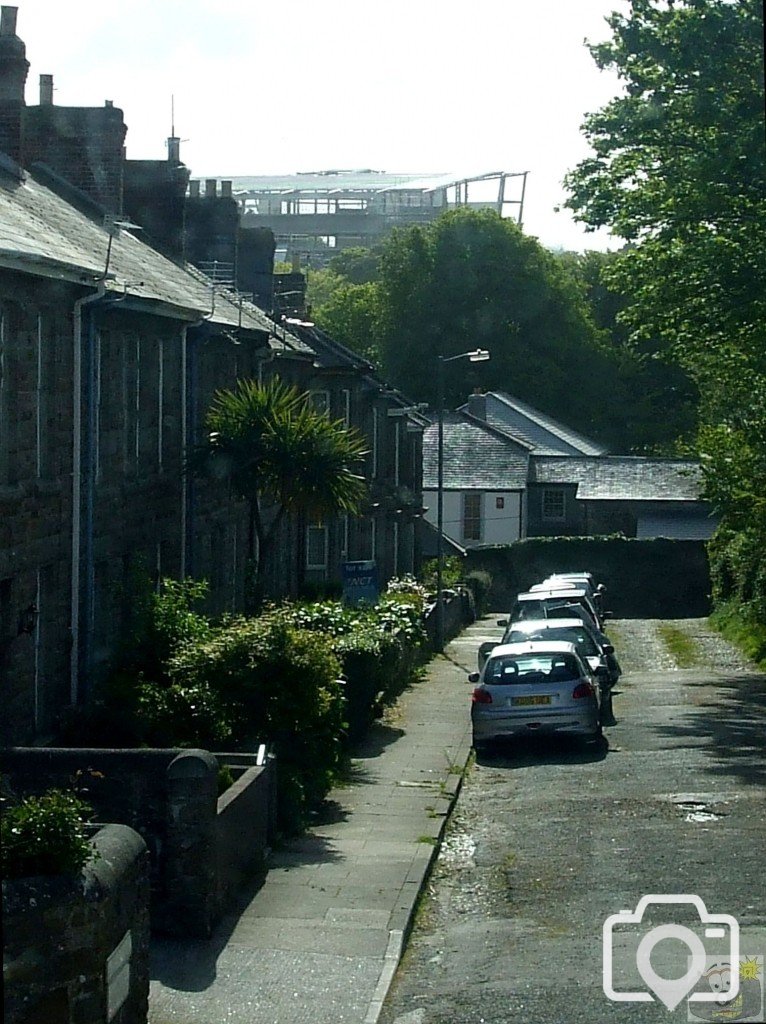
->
<box><xmin>70</xmin><ymin>282</ymin><xmax>105</xmax><ymax>707</ymax></box>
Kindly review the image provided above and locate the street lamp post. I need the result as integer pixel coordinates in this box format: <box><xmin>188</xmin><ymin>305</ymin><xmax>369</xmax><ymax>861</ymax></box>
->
<box><xmin>435</xmin><ymin>348</ymin><xmax>490</xmax><ymax>652</ymax></box>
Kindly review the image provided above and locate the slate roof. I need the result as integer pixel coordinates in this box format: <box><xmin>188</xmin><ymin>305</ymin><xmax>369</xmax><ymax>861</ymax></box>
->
<box><xmin>530</xmin><ymin>456</ymin><xmax>705</xmax><ymax>501</ymax></box>
<box><xmin>0</xmin><ymin>160</ymin><xmax>274</xmax><ymax>333</ymax></box>
<box><xmin>464</xmin><ymin>392</ymin><xmax>609</xmax><ymax>456</ymax></box>
<box><xmin>636</xmin><ymin>510</ymin><xmax>717</xmax><ymax>541</ymax></box>
<box><xmin>423</xmin><ymin>412</ymin><xmax>530</xmax><ymax>490</ymax></box>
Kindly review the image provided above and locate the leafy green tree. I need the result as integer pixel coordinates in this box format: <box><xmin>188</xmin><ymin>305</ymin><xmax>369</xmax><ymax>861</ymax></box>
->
<box><xmin>190</xmin><ymin>377</ymin><xmax>369</xmax><ymax>608</ymax></box>
<box><xmin>564</xmin><ymin>0</ymin><xmax>766</xmax><ymax>608</ymax></box>
<box><xmin>313</xmin><ymin>280</ymin><xmax>381</xmax><ymax>364</ymax></box>
<box><xmin>326</xmin><ymin>246</ymin><xmax>381</xmax><ymax>284</ymax></box>
<box><xmin>374</xmin><ymin>207</ymin><xmax>627</xmax><ymax>441</ymax></box>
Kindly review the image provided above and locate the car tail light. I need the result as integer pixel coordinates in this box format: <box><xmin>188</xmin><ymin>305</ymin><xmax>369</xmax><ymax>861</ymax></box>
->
<box><xmin>572</xmin><ymin>682</ymin><xmax>594</xmax><ymax>699</ymax></box>
<box><xmin>472</xmin><ymin>687</ymin><xmax>492</xmax><ymax>705</ymax></box>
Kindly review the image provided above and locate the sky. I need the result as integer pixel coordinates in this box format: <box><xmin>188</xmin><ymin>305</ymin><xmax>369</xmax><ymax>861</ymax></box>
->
<box><xmin>12</xmin><ymin>0</ymin><xmax>630</xmax><ymax>251</ymax></box>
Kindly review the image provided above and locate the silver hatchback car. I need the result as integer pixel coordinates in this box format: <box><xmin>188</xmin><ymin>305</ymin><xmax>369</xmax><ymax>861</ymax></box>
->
<box><xmin>469</xmin><ymin>640</ymin><xmax>601</xmax><ymax>751</ymax></box>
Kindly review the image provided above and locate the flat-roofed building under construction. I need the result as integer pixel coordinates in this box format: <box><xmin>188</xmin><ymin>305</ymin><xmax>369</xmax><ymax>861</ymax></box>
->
<box><xmin>190</xmin><ymin>169</ymin><xmax>527</xmax><ymax>265</ymax></box>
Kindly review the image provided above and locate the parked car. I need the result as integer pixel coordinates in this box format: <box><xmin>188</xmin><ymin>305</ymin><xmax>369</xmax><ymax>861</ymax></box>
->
<box><xmin>468</xmin><ymin>641</ymin><xmax>602</xmax><ymax>751</ymax></box>
<box><xmin>508</xmin><ymin>587</ymin><xmax>606</xmax><ymax>631</ymax></box>
<box><xmin>543</xmin><ymin>572</ymin><xmax>608</xmax><ymax>616</ymax></box>
<box><xmin>478</xmin><ymin>616</ymin><xmax>620</xmax><ymax>688</ymax></box>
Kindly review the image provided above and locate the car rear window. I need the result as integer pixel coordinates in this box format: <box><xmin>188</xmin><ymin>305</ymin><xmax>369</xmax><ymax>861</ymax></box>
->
<box><xmin>484</xmin><ymin>654</ymin><xmax>581</xmax><ymax>685</ymax></box>
<box><xmin>506</xmin><ymin>628</ymin><xmax>598</xmax><ymax>656</ymax></box>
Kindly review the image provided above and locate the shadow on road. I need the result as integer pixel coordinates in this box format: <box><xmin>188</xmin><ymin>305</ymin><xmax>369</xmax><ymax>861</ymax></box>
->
<box><xmin>654</xmin><ymin>671</ymin><xmax>766</xmax><ymax>788</ymax></box>
<box><xmin>474</xmin><ymin>733</ymin><xmax>610</xmax><ymax>768</ymax></box>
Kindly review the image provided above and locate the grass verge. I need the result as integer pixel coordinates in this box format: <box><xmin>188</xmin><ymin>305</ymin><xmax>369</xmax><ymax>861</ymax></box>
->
<box><xmin>709</xmin><ymin>600</ymin><xmax>766</xmax><ymax>670</ymax></box>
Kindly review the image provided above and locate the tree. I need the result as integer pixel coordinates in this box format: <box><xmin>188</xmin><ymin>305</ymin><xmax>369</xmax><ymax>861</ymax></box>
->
<box><xmin>564</xmin><ymin>0</ymin><xmax>766</xmax><ymax>610</ymax></box>
<box><xmin>374</xmin><ymin>207</ymin><xmax>627</xmax><ymax>442</ymax></box>
<box><xmin>312</xmin><ymin>280</ymin><xmax>381</xmax><ymax>364</ymax></box>
<box><xmin>190</xmin><ymin>377</ymin><xmax>369</xmax><ymax>609</ymax></box>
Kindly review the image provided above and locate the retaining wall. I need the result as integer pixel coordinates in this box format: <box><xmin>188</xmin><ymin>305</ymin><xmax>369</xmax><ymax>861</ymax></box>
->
<box><xmin>1</xmin><ymin>746</ymin><xmax>276</xmax><ymax>938</ymax></box>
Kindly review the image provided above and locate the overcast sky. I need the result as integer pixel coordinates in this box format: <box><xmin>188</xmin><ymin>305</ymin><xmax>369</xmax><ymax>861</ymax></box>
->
<box><xmin>14</xmin><ymin>0</ymin><xmax>630</xmax><ymax>251</ymax></box>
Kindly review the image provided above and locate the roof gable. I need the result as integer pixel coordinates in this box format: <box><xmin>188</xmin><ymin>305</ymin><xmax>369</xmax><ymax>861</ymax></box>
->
<box><xmin>469</xmin><ymin>391</ymin><xmax>608</xmax><ymax>456</ymax></box>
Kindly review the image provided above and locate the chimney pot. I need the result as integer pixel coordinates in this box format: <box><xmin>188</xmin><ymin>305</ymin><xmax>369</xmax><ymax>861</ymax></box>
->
<box><xmin>105</xmin><ymin>99</ymin><xmax>113</xmax><ymax>107</ymax></box>
<box><xmin>221</xmin><ymin>180</ymin><xmax>232</xmax><ymax>198</ymax></box>
<box><xmin>167</xmin><ymin>135</ymin><xmax>181</xmax><ymax>163</ymax></box>
<box><xmin>0</xmin><ymin>6</ymin><xmax>18</xmax><ymax>36</ymax></box>
<box><xmin>189</xmin><ymin>180</ymin><xmax>200</xmax><ymax>198</ymax></box>
<box><xmin>39</xmin><ymin>73</ymin><xmax>53</xmax><ymax>105</ymax></box>
<box><xmin>205</xmin><ymin>178</ymin><xmax>217</xmax><ymax>197</ymax></box>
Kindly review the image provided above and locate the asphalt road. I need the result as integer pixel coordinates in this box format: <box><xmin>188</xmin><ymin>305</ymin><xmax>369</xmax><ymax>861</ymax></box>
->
<box><xmin>379</xmin><ymin>618</ymin><xmax>766</xmax><ymax>1024</ymax></box>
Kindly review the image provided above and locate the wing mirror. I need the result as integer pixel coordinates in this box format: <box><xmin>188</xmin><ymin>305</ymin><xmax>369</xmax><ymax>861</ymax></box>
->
<box><xmin>602</xmin><ymin>610</ymin><xmax>613</xmax><ymax>621</ymax></box>
<box><xmin>602</xmin><ymin>644</ymin><xmax>614</xmax><ymax>655</ymax></box>
<box><xmin>468</xmin><ymin>672</ymin><xmax>480</xmax><ymax>684</ymax></box>
<box><xmin>496</xmin><ymin>618</ymin><xmax>508</xmax><ymax>627</ymax></box>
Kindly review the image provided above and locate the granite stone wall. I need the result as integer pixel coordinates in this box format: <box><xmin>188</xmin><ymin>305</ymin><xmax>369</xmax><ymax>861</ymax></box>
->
<box><xmin>3</xmin><ymin>823</ymin><xmax>150</xmax><ymax>1024</ymax></box>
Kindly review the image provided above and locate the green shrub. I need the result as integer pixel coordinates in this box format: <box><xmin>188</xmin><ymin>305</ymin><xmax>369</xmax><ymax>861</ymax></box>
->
<box><xmin>463</xmin><ymin>569</ymin><xmax>493</xmax><ymax>615</ymax></box>
<box><xmin>171</xmin><ymin>614</ymin><xmax>345</xmax><ymax>830</ymax></box>
<box><xmin>1</xmin><ymin>789</ymin><xmax>94</xmax><ymax>879</ymax></box>
<box><xmin>419</xmin><ymin>556</ymin><xmax>464</xmax><ymax>592</ymax></box>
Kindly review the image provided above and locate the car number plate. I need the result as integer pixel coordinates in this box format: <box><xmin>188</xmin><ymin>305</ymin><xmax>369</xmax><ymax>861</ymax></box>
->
<box><xmin>511</xmin><ymin>695</ymin><xmax>551</xmax><ymax>706</ymax></box>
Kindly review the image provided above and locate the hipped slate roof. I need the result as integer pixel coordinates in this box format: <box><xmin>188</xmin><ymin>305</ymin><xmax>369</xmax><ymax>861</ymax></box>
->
<box><xmin>530</xmin><ymin>456</ymin><xmax>704</xmax><ymax>501</ymax></box>
<box><xmin>423</xmin><ymin>412</ymin><xmax>531</xmax><ymax>490</ymax></box>
<box><xmin>0</xmin><ymin>161</ymin><xmax>273</xmax><ymax>332</ymax></box>
<box><xmin>463</xmin><ymin>392</ymin><xmax>608</xmax><ymax>457</ymax></box>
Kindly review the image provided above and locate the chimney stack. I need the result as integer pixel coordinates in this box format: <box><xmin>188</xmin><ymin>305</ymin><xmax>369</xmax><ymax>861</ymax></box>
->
<box><xmin>0</xmin><ymin>5</ymin><xmax>29</xmax><ymax>163</ymax></box>
<box><xmin>39</xmin><ymin>73</ymin><xmax>52</xmax><ymax>105</ymax></box>
<box><xmin>0</xmin><ymin>5</ymin><xmax>18</xmax><ymax>35</ymax></box>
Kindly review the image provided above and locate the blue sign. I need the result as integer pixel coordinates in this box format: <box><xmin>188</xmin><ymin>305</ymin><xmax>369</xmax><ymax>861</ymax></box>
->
<box><xmin>342</xmin><ymin>560</ymin><xmax>380</xmax><ymax>606</ymax></box>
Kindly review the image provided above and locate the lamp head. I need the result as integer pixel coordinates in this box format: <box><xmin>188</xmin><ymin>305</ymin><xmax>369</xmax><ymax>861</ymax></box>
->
<box><xmin>468</xmin><ymin>349</ymin><xmax>490</xmax><ymax>362</ymax></box>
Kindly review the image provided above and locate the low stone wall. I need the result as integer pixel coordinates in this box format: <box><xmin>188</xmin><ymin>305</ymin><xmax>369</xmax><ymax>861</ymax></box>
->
<box><xmin>215</xmin><ymin>749</ymin><xmax>277</xmax><ymax>909</ymax></box>
<box><xmin>2</xmin><ymin>747</ymin><xmax>277</xmax><ymax>938</ymax></box>
<box><xmin>424</xmin><ymin>589</ymin><xmax>474</xmax><ymax>649</ymax></box>
<box><xmin>3</xmin><ymin>824</ymin><xmax>150</xmax><ymax>1024</ymax></box>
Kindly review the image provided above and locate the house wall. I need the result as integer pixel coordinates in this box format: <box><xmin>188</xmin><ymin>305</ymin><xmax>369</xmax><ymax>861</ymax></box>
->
<box><xmin>423</xmin><ymin>489</ymin><xmax>523</xmax><ymax>548</ymax></box>
<box><xmin>526</xmin><ymin>483</ymin><xmax>584</xmax><ymax>537</ymax></box>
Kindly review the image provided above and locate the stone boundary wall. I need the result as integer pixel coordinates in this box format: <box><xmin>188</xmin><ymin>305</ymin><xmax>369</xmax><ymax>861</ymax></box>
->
<box><xmin>424</xmin><ymin>589</ymin><xmax>474</xmax><ymax>648</ymax></box>
<box><xmin>3</xmin><ymin>824</ymin><xmax>150</xmax><ymax>1024</ymax></box>
<box><xmin>466</xmin><ymin>538</ymin><xmax>712</xmax><ymax>619</ymax></box>
<box><xmin>215</xmin><ymin>750</ymin><xmax>277</xmax><ymax>910</ymax></box>
<box><xmin>1</xmin><ymin>747</ymin><xmax>277</xmax><ymax>938</ymax></box>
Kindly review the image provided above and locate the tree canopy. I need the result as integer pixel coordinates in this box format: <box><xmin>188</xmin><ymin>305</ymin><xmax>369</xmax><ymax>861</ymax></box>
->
<box><xmin>190</xmin><ymin>377</ymin><xmax>368</xmax><ymax>607</ymax></box>
<box><xmin>565</xmin><ymin>0</ymin><xmax>766</xmax><ymax>614</ymax></box>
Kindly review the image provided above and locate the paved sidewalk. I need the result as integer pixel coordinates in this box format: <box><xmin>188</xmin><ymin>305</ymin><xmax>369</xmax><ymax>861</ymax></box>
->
<box><xmin>149</xmin><ymin>618</ymin><xmax>493</xmax><ymax>1024</ymax></box>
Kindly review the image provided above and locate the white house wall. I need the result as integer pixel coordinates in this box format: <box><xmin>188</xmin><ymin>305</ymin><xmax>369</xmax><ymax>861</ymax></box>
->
<box><xmin>423</xmin><ymin>490</ymin><xmax>523</xmax><ymax>548</ymax></box>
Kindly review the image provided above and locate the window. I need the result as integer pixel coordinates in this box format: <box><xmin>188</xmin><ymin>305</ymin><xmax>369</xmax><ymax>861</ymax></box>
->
<box><xmin>358</xmin><ymin>517</ymin><xmax>377</xmax><ymax>561</ymax></box>
<box><xmin>542</xmin><ymin>488</ymin><xmax>566</xmax><ymax>522</ymax></box>
<box><xmin>341</xmin><ymin>388</ymin><xmax>351</xmax><ymax>428</ymax></box>
<box><xmin>372</xmin><ymin>407</ymin><xmax>379</xmax><ymax>478</ymax></box>
<box><xmin>310</xmin><ymin>389</ymin><xmax>330</xmax><ymax>416</ymax></box>
<box><xmin>306</xmin><ymin>523</ymin><xmax>328</xmax><ymax>570</ymax></box>
<box><xmin>462</xmin><ymin>493</ymin><xmax>482</xmax><ymax>542</ymax></box>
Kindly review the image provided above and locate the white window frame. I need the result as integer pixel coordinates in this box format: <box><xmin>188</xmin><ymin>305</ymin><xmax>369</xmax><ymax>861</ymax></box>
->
<box><xmin>341</xmin><ymin>388</ymin><xmax>351</xmax><ymax>427</ymax></box>
<box><xmin>542</xmin><ymin>487</ymin><xmax>566</xmax><ymax>523</ymax></box>
<box><xmin>310</xmin><ymin>389</ymin><xmax>330</xmax><ymax>417</ymax></box>
<box><xmin>305</xmin><ymin>523</ymin><xmax>329</xmax><ymax>570</ymax></box>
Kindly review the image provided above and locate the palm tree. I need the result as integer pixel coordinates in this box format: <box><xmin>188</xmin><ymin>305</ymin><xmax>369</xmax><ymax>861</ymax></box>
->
<box><xmin>189</xmin><ymin>376</ymin><xmax>369</xmax><ymax>609</ymax></box>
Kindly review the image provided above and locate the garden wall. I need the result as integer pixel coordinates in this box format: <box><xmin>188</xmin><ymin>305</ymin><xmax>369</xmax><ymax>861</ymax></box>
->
<box><xmin>466</xmin><ymin>537</ymin><xmax>711</xmax><ymax>618</ymax></box>
<box><xmin>1</xmin><ymin>747</ymin><xmax>276</xmax><ymax>938</ymax></box>
<box><xmin>3</xmin><ymin>824</ymin><xmax>150</xmax><ymax>1024</ymax></box>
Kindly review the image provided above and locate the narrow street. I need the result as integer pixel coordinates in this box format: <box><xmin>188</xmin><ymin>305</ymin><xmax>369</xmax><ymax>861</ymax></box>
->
<box><xmin>379</xmin><ymin>617</ymin><xmax>766</xmax><ymax>1024</ymax></box>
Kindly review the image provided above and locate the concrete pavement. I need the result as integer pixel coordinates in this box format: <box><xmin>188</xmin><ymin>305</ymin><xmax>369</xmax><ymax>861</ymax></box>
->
<box><xmin>149</xmin><ymin>618</ymin><xmax>491</xmax><ymax>1024</ymax></box>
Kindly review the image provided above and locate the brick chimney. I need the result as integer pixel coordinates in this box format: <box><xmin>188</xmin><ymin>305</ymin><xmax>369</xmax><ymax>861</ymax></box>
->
<box><xmin>0</xmin><ymin>6</ymin><xmax>29</xmax><ymax>164</ymax></box>
<box><xmin>465</xmin><ymin>391</ymin><xmax>487</xmax><ymax>420</ymax></box>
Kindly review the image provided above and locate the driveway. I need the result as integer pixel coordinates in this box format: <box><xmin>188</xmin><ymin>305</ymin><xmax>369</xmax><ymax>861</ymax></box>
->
<box><xmin>379</xmin><ymin>618</ymin><xmax>766</xmax><ymax>1024</ymax></box>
